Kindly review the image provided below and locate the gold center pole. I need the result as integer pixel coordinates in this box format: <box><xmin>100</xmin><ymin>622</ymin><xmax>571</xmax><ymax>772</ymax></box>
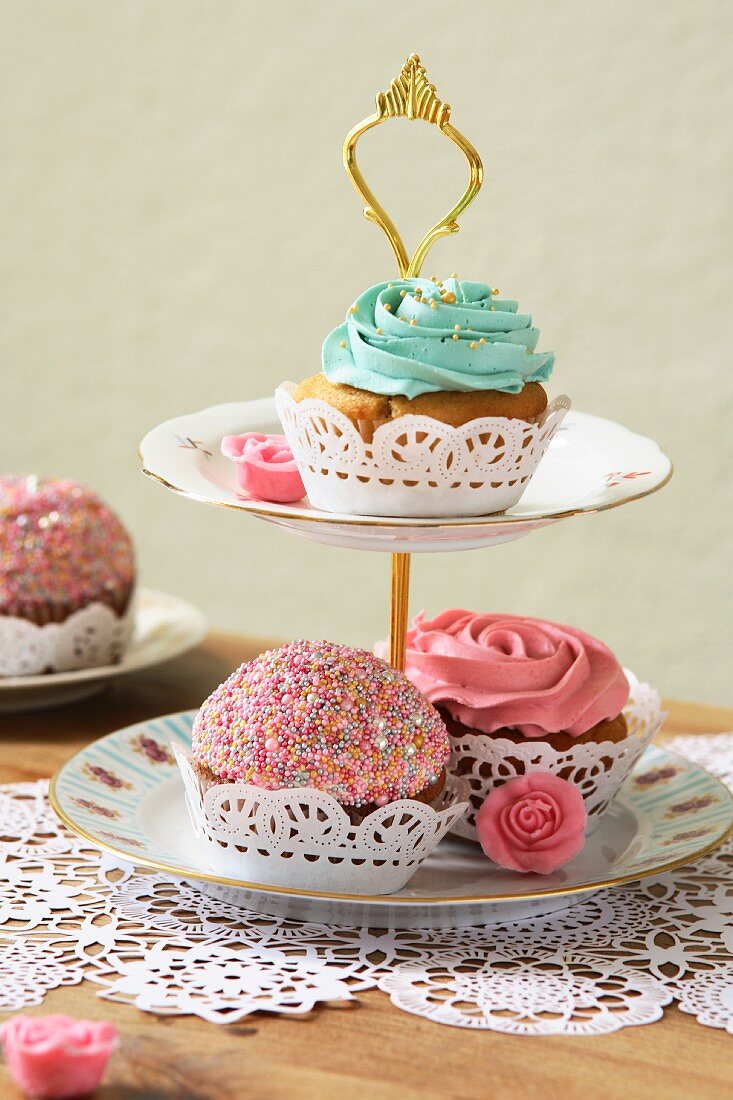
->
<box><xmin>389</xmin><ymin>552</ymin><xmax>411</xmax><ymax>670</ymax></box>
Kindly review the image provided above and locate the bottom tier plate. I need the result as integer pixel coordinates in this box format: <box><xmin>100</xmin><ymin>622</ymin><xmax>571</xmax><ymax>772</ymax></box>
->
<box><xmin>50</xmin><ymin>712</ymin><xmax>733</xmax><ymax>929</ymax></box>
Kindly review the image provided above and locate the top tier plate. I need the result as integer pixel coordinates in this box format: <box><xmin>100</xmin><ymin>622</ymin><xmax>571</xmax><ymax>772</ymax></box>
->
<box><xmin>139</xmin><ymin>398</ymin><xmax>671</xmax><ymax>554</ymax></box>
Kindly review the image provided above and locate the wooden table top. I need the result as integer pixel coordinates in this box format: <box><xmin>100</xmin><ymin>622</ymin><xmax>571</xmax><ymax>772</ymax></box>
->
<box><xmin>1</xmin><ymin>631</ymin><xmax>732</xmax><ymax>1100</ymax></box>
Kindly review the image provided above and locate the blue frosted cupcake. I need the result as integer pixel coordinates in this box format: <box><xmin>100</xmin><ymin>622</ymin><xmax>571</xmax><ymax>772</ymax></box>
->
<box><xmin>278</xmin><ymin>275</ymin><xmax>568</xmax><ymax>517</ymax></box>
<box><xmin>293</xmin><ymin>276</ymin><xmax>555</xmax><ymax>433</ymax></box>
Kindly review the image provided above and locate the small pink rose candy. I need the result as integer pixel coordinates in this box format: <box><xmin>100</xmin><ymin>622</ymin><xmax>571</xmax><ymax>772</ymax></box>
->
<box><xmin>221</xmin><ymin>433</ymin><xmax>305</xmax><ymax>503</ymax></box>
<box><xmin>475</xmin><ymin>772</ymin><xmax>587</xmax><ymax>874</ymax></box>
<box><xmin>0</xmin><ymin>1014</ymin><xmax>118</xmax><ymax>1099</ymax></box>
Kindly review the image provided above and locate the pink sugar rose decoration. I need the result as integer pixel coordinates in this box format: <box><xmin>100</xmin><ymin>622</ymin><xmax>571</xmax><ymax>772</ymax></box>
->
<box><xmin>221</xmin><ymin>433</ymin><xmax>305</xmax><ymax>503</ymax></box>
<box><xmin>0</xmin><ymin>1014</ymin><xmax>117</xmax><ymax>1099</ymax></box>
<box><xmin>475</xmin><ymin>772</ymin><xmax>587</xmax><ymax>874</ymax></box>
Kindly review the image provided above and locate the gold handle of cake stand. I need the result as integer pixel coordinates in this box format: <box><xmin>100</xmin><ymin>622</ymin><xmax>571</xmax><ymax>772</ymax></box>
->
<box><xmin>342</xmin><ymin>54</ymin><xmax>484</xmax><ymax>669</ymax></box>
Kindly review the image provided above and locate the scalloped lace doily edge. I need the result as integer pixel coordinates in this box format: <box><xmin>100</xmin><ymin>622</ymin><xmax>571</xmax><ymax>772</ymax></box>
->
<box><xmin>0</xmin><ymin>729</ymin><xmax>730</xmax><ymax>1033</ymax></box>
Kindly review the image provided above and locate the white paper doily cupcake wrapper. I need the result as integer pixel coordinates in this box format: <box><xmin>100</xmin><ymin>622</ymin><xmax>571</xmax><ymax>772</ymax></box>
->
<box><xmin>174</xmin><ymin>746</ymin><xmax>468</xmax><ymax>896</ymax></box>
<box><xmin>276</xmin><ymin>383</ymin><xmax>570</xmax><ymax>518</ymax></box>
<box><xmin>444</xmin><ymin>671</ymin><xmax>664</xmax><ymax>844</ymax></box>
<box><xmin>0</xmin><ymin>595</ymin><xmax>136</xmax><ymax>677</ymax></box>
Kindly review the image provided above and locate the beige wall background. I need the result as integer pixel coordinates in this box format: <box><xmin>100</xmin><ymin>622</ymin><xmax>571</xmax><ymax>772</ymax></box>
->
<box><xmin>2</xmin><ymin>1</ymin><xmax>732</xmax><ymax>704</ymax></box>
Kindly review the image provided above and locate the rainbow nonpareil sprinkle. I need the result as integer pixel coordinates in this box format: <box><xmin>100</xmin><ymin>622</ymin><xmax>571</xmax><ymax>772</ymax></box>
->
<box><xmin>192</xmin><ymin>640</ymin><xmax>449</xmax><ymax>807</ymax></box>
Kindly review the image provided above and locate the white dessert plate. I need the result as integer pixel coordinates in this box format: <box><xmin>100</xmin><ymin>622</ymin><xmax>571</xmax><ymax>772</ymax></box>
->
<box><xmin>138</xmin><ymin>399</ymin><xmax>672</xmax><ymax>553</ymax></box>
<box><xmin>50</xmin><ymin>711</ymin><xmax>732</xmax><ymax>930</ymax></box>
<box><xmin>0</xmin><ymin>591</ymin><xmax>207</xmax><ymax>713</ymax></box>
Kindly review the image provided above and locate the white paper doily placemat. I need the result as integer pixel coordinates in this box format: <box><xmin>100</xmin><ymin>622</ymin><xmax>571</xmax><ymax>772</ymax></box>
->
<box><xmin>0</xmin><ymin>733</ymin><xmax>732</xmax><ymax>1034</ymax></box>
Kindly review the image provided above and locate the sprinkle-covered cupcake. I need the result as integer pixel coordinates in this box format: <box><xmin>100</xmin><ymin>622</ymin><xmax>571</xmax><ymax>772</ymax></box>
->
<box><xmin>294</xmin><ymin>277</ymin><xmax>554</xmax><ymax>438</ymax></box>
<box><xmin>191</xmin><ymin>639</ymin><xmax>449</xmax><ymax>813</ymax></box>
<box><xmin>0</xmin><ymin>476</ymin><xmax>135</xmax><ymax>675</ymax></box>
<box><xmin>179</xmin><ymin>640</ymin><xmax>466</xmax><ymax>894</ymax></box>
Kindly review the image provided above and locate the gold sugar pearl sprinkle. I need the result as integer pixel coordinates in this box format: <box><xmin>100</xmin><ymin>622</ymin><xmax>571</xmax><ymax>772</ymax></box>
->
<box><xmin>376</xmin><ymin>327</ymin><xmax>383</xmax><ymax>334</ymax></box>
<box><xmin>441</xmin><ymin>291</ymin><xmax>457</xmax><ymax>304</ymax></box>
<box><xmin>469</xmin><ymin>341</ymin><xmax>478</xmax><ymax>350</ymax></box>
<box><xmin>454</xmin><ymin>324</ymin><xmax>461</xmax><ymax>331</ymax></box>
<box><xmin>339</xmin><ymin>340</ymin><xmax>347</xmax><ymax>348</ymax></box>
<box><xmin>479</xmin><ymin>337</ymin><xmax>486</xmax><ymax>344</ymax></box>
<box><xmin>451</xmin><ymin>333</ymin><xmax>459</xmax><ymax>341</ymax></box>
<box><xmin>451</xmin><ymin>272</ymin><xmax>458</xmax><ymax>278</ymax></box>
<box><xmin>348</xmin><ymin>305</ymin><xmax>359</xmax><ymax>313</ymax></box>
<box><xmin>409</xmin><ymin>318</ymin><xmax>417</xmax><ymax>325</ymax></box>
<box><xmin>430</xmin><ymin>276</ymin><xmax>438</xmax><ymax>283</ymax></box>
<box><xmin>384</xmin><ymin>303</ymin><xmax>392</xmax><ymax>311</ymax></box>
<box><xmin>490</xmin><ymin>305</ymin><xmax>496</xmax><ymax>311</ymax></box>
<box><xmin>492</xmin><ymin>287</ymin><xmax>500</xmax><ymax>295</ymax></box>
<box><xmin>387</xmin><ymin>283</ymin><xmax>394</xmax><ymax>288</ymax></box>
<box><xmin>400</xmin><ymin>289</ymin><xmax>407</xmax><ymax>297</ymax></box>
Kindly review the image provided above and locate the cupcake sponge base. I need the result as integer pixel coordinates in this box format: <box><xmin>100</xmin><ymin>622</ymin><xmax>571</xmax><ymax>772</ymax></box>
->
<box><xmin>294</xmin><ymin>374</ymin><xmax>548</xmax><ymax>429</ymax></box>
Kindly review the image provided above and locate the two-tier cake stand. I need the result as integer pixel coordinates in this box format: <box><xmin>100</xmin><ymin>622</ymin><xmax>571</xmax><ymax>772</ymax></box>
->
<box><xmin>52</xmin><ymin>57</ymin><xmax>733</xmax><ymax>930</ymax></box>
<box><xmin>139</xmin><ymin>53</ymin><xmax>673</xmax><ymax>675</ymax></box>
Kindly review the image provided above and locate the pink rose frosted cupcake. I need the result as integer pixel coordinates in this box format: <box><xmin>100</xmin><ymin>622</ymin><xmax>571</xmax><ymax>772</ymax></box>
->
<box><xmin>404</xmin><ymin>610</ymin><xmax>630</xmax><ymax>749</ymax></box>
<box><xmin>0</xmin><ymin>476</ymin><xmax>135</xmax><ymax>675</ymax></box>
<box><xmin>399</xmin><ymin>610</ymin><xmax>659</xmax><ymax>840</ymax></box>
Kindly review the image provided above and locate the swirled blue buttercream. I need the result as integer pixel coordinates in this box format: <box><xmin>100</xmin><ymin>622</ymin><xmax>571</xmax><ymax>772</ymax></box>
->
<box><xmin>322</xmin><ymin>278</ymin><xmax>554</xmax><ymax>398</ymax></box>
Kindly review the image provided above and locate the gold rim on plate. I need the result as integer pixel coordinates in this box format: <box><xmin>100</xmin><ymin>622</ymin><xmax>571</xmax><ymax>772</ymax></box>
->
<box><xmin>139</xmin><ymin>454</ymin><xmax>674</xmax><ymax>531</ymax></box>
<box><xmin>48</xmin><ymin>746</ymin><xmax>732</xmax><ymax>907</ymax></box>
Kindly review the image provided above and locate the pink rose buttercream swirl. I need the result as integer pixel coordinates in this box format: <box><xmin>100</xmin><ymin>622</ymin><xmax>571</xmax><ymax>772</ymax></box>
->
<box><xmin>402</xmin><ymin>610</ymin><xmax>629</xmax><ymax>738</ymax></box>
